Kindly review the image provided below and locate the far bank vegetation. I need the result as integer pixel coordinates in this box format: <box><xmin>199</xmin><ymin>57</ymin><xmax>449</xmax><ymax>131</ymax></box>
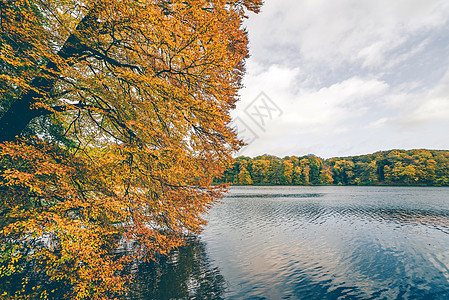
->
<box><xmin>216</xmin><ymin>149</ymin><xmax>449</xmax><ymax>186</ymax></box>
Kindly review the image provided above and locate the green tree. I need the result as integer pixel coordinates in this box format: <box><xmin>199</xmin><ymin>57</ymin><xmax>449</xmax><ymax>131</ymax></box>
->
<box><xmin>356</xmin><ymin>161</ymin><xmax>377</xmax><ymax>185</ymax></box>
<box><xmin>331</xmin><ymin>159</ymin><xmax>355</xmax><ymax>185</ymax></box>
<box><xmin>307</xmin><ymin>155</ymin><xmax>323</xmax><ymax>184</ymax></box>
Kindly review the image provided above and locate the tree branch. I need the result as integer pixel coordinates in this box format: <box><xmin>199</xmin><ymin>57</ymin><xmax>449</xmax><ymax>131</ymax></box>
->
<box><xmin>0</xmin><ymin>6</ymin><xmax>101</xmax><ymax>143</ymax></box>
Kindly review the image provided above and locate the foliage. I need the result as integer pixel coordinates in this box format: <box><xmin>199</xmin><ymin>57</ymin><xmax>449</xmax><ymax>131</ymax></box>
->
<box><xmin>0</xmin><ymin>0</ymin><xmax>262</xmax><ymax>298</ymax></box>
<box><xmin>123</xmin><ymin>235</ymin><xmax>226</xmax><ymax>299</ymax></box>
<box><xmin>216</xmin><ymin>149</ymin><xmax>449</xmax><ymax>187</ymax></box>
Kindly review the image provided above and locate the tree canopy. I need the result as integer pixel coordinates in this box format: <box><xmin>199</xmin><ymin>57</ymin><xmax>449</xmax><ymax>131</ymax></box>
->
<box><xmin>219</xmin><ymin>149</ymin><xmax>449</xmax><ymax>186</ymax></box>
<box><xmin>0</xmin><ymin>0</ymin><xmax>262</xmax><ymax>298</ymax></box>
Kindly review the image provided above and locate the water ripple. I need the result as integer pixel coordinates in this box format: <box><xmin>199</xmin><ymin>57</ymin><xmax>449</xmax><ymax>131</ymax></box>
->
<box><xmin>225</xmin><ymin>193</ymin><xmax>324</xmax><ymax>199</ymax></box>
<box><xmin>202</xmin><ymin>186</ymin><xmax>449</xmax><ymax>299</ymax></box>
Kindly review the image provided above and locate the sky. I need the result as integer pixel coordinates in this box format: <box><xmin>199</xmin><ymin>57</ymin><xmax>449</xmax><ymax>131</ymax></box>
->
<box><xmin>232</xmin><ymin>0</ymin><xmax>449</xmax><ymax>159</ymax></box>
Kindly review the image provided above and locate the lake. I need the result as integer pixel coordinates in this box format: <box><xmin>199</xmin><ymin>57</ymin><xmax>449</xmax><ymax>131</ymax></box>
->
<box><xmin>128</xmin><ymin>186</ymin><xmax>449</xmax><ymax>299</ymax></box>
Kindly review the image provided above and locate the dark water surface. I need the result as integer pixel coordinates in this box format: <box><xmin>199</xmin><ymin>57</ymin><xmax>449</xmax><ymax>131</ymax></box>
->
<box><xmin>131</xmin><ymin>186</ymin><xmax>449</xmax><ymax>299</ymax></box>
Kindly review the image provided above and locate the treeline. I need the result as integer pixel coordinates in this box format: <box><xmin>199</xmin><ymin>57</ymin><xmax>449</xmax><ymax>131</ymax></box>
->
<box><xmin>215</xmin><ymin>149</ymin><xmax>449</xmax><ymax>186</ymax></box>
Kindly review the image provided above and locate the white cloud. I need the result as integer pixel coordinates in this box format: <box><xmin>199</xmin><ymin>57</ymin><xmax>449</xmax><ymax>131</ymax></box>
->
<box><xmin>235</xmin><ymin>76</ymin><xmax>389</xmax><ymax>156</ymax></box>
<box><xmin>367</xmin><ymin>117</ymin><xmax>390</xmax><ymax>129</ymax></box>
<box><xmin>394</xmin><ymin>68</ymin><xmax>449</xmax><ymax>124</ymax></box>
<box><xmin>282</xmin><ymin>77</ymin><xmax>389</xmax><ymax>130</ymax></box>
<box><xmin>235</xmin><ymin>62</ymin><xmax>301</xmax><ymax>117</ymax></box>
<box><xmin>247</xmin><ymin>0</ymin><xmax>449</xmax><ymax>70</ymax></box>
<box><xmin>235</xmin><ymin>0</ymin><xmax>449</xmax><ymax>158</ymax></box>
<box><xmin>408</xmin><ymin>98</ymin><xmax>449</xmax><ymax>122</ymax></box>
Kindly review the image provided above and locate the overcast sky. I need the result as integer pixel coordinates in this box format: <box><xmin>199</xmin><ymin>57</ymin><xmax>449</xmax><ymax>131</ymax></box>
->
<box><xmin>232</xmin><ymin>0</ymin><xmax>449</xmax><ymax>159</ymax></box>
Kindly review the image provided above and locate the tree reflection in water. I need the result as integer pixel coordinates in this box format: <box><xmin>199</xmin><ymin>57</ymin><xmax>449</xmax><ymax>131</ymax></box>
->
<box><xmin>122</xmin><ymin>235</ymin><xmax>226</xmax><ymax>300</ymax></box>
<box><xmin>0</xmin><ymin>236</ymin><xmax>225</xmax><ymax>299</ymax></box>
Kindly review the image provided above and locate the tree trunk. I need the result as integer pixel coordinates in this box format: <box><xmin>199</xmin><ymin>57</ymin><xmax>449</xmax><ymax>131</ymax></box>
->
<box><xmin>0</xmin><ymin>8</ymin><xmax>99</xmax><ymax>143</ymax></box>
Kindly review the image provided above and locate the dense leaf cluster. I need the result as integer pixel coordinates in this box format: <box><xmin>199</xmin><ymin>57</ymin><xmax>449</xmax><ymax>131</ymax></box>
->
<box><xmin>0</xmin><ymin>0</ymin><xmax>262</xmax><ymax>298</ymax></box>
<box><xmin>217</xmin><ymin>149</ymin><xmax>449</xmax><ymax>186</ymax></box>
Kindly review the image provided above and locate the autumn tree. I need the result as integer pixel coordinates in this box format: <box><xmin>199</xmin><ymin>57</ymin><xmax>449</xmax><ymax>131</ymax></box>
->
<box><xmin>251</xmin><ymin>156</ymin><xmax>273</xmax><ymax>184</ymax></box>
<box><xmin>0</xmin><ymin>0</ymin><xmax>262</xmax><ymax>298</ymax></box>
<box><xmin>280</xmin><ymin>158</ymin><xmax>294</xmax><ymax>185</ymax></box>
<box><xmin>330</xmin><ymin>159</ymin><xmax>355</xmax><ymax>185</ymax></box>
<box><xmin>237</xmin><ymin>160</ymin><xmax>253</xmax><ymax>185</ymax></box>
<box><xmin>319</xmin><ymin>164</ymin><xmax>334</xmax><ymax>185</ymax></box>
<box><xmin>434</xmin><ymin>151</ymin><xmax>449</xmax><ymax>185</ymax></box>
<box><xmin>220</xmin><ymin>150</ymin><xmax>449</xmax><ymax>186</ymax></box>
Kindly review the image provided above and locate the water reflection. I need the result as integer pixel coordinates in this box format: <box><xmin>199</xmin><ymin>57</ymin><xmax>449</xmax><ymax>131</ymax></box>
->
<box><xmin>201</xmin><ymin>186</ymin><xmax>449</xmax><ymax>299</ymax></box>
<box><xmin>359</xmin><ymin>208</ymin><xmax>449</xmax><ymax>232</ymax></box>
<box><xmin>122</xmin><ymin>235</ymin><xmax>226</xmax><ymax>299</ymax></box>
<box><xmin>5</xmin><ymin>187</ymin><xmax>449</xmax><ymax>299</ymax></box>
<box><xmin>226</xmin><ymin>193</ymin><xmax>324</xmax><ymax>198</ymax></box>
<box><xmin>1</xmin><ymin>235</ymin><xmax>225</xmax><ymax>299</ymax></box>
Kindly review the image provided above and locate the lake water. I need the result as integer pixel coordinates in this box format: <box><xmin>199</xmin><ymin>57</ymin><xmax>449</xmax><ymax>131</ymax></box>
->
<box><xmin>128</xmin><ymin>186</ymin><xmax>449</xmax><ymax>299</ymax></box>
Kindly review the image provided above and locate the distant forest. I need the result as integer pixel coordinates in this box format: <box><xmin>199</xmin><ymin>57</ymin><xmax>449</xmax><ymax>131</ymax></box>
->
<box><xmin>215</xmin><ymin>149</ymin><xmax>449</xmax><ymax>186</ymax></box>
